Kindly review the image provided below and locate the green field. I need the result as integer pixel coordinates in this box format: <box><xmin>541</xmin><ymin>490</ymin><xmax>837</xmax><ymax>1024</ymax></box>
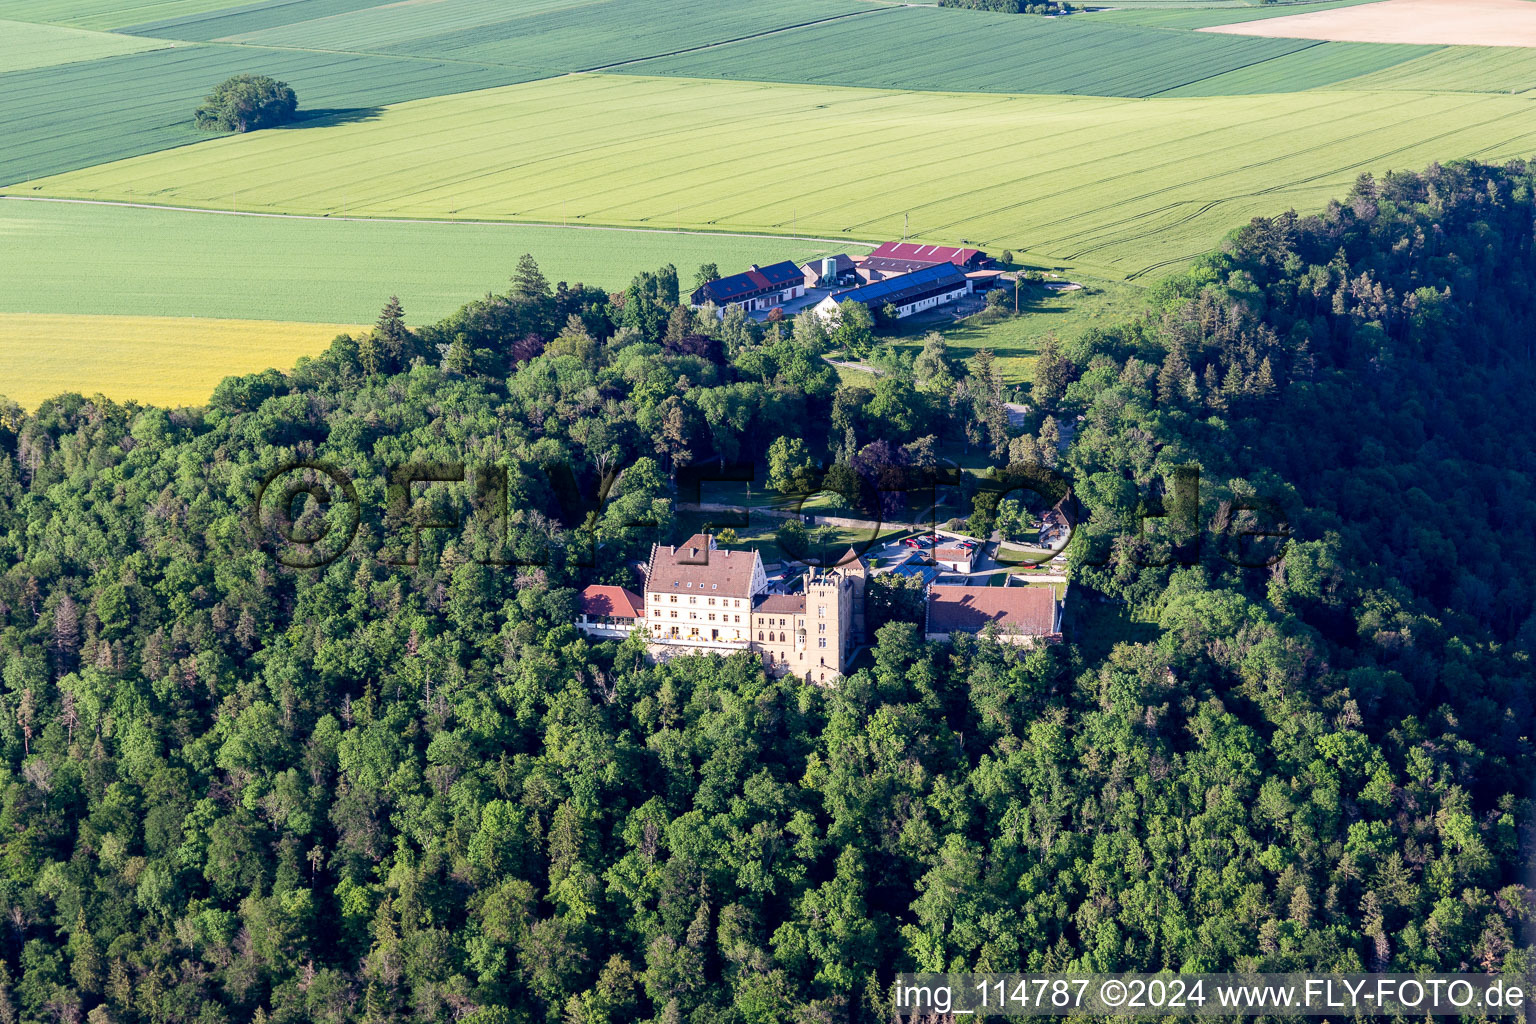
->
<box><xmin>117</xmin><ymin>0</ymin><xmax>391</xmax><ymax>38</ymax></box>
<box><xmin>1337</xmin><ymin>46</ymin><xmax>1536</xmax><ymax>93</ymax></box>
<box><xmin>0</xmin><ymin>44</ymin><xmax>539</xmax><ymax>186</ymax></box>
<box><xmin>618</xmin><ymin>6</ymin><xmax>1358</xmax><ymax>98</ymax></box>
<box><xmin>1156</xmin><ymin>40</ymin><xmax>1439</xmax><ymax>97</ymax></box>
<box><xmin>0</xmin><ymin>198</ymin><xmax>852</xmax><ymax>323</ymax></box>
<box><xmin>21</xmin><ymin>73</ymin><xmax>1536</xmax><ymax>279</ymax></box>
<box><xmin>1093</xmin><ymin>0</ymin><xmax>1387</xmax><ymax>28</ymax></box>
<box><xmin>0</xmin><ymin>19</ymin><xmax>172</xmax><ymax>72</ymax></box>
<box><xmin>0</xmin><ymin>0</ymin><xmax>243</xmax><ymax>30</ymax></box>
<box><xmin>155</xmin><ymin>0</ymin><xmax>877</xmax><ymax>70</ymax></box>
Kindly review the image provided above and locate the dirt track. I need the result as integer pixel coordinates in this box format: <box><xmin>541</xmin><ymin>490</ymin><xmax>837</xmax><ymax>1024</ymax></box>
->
<box><xmin>1200</xmin><ymin>0</ymin><xmax>1536</xmax><ymax>47</ymax></box>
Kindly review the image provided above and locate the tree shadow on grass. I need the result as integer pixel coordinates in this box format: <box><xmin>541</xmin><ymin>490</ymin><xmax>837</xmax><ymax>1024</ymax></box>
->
<box><xmin>280</xmin><ymin>106</ymin><xmax>385</xmax><ymax>129</ymax></box>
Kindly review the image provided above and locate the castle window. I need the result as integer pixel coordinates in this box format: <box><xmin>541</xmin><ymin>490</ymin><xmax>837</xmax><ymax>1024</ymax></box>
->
<box><xmin>758</xmin><ymin>632</ymin><xmax>764</xmax><ymax>641</ymax></box>
<box><xmin>669</xmin><ymin>594</ymin><xmax>677</xmax><ymax>603</ymax></box>
<box><xmin>818</xmin><ymin>638</ymin><xmax>827</xmax><ymax>648</ymax></box>
<box><xmin>708</xmin><ymin>598</ymin><xmax>715</xmax><ymax>606</ymax></box>
<box><xmin>819</xmin><ymin>623</ymin><xmax>826</xmax><ymax>633</ymax></box>
<box><xmin>818</xmin><ymin>605</ymin><xmax>826</xmax><ymax>617</ymax></box>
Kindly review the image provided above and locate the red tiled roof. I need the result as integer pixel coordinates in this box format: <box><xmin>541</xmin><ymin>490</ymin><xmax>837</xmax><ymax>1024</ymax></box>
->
<box><xmin>869</xmin><ymin>241</ymin><xmax>985</xmax><ymax>267</ymax></box>
<box><xmin>647</xmin><ymin>534</ymin><xmax>761</xmax><ymax>597</ymax></box>
<box><xmin>935</xmin><ymin>546</ymin><xmax>973</xmax><ymax>562</ymax></box>
<box><xmin>580</xmin><ymin>585</ymin><xmax>644</xmax><ymax>620</ymax></box>
<box><xmin>754</xmin><ymin>593</ymin><xmax>806</xmax><ymax>614</ymax></box>
<box><xmin>927</xmin><ymin>586</ymin><xmax>1058</xmax><ymax>636</ymax></box>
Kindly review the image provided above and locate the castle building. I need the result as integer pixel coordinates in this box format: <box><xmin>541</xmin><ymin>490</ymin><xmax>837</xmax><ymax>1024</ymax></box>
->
<box><xmin>576</xmin><ymin>533</ymin><xmax>867</xmax><ymax>684</ymax></box>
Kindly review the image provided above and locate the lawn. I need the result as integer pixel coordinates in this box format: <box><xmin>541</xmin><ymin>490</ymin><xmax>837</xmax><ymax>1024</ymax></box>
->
<box><xmin>0</xmin><ymin>314</ymin><xmax>367</xmax><ymax>410</ymax></box>
<box><xmin>881</xmin><ymin>274</ymin><xmax>1142</xmax><ymax>384</ymax></box>
<box><xmin>0</xmin><ymin>44</ymin><xmax>540</xmax><ymax>186</ymax></box>
<box><xmin>0</xmin><ymin>198</ymin><xmax>847</xmax><ymax>323</ymax></box>
<box><xmin>617</xmin><ymin>5</ymin><xmax>1419</xmax><ymax>98</ymax></box>
<box><xmin>21</xmin><ymin>74</ymin><xmax>1536</xmax><ymax>280</ymax></box>
<box><xmin>0</xmin><ymin>19</ymin><xmax>173</xmax><ymax>72</ymax></box>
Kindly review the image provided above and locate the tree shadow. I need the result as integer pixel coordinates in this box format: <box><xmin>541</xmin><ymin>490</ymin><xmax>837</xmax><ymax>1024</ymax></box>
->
<box><xmin>280</xmin><ymin>106</ymin><xmax>385</xmax><ymax>129</ymax></box>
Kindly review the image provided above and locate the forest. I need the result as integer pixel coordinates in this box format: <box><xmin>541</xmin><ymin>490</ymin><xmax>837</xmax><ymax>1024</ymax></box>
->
<box><xmin>0</xmin><ymin>159</ymin><xmax>1532</xmax><ymax>1023</ymax></box>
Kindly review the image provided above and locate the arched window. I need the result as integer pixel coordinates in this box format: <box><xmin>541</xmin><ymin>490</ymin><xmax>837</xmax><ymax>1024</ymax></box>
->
<box><xmin>758</xmin><ymin>631</ymin><xmax>764</xmax><ymax>641</ymax></box>
<box><xmin>779</xmin><ymin>632</ymin><xmax>786</xmax><ymax>643</ymax></box>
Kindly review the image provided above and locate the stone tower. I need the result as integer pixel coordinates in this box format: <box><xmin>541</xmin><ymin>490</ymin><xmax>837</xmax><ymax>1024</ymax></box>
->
<box><xmin>803</xmin><ymin>567</ymin><xmax>849</xmax><ymax>683</ymax></box>
<box><xmin>837</xmin><ymin>547</ymin><xmax>868</xmax><ymax>645</ymax></box>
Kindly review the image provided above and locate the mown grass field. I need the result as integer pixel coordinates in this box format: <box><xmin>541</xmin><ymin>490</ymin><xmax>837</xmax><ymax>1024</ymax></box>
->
<box><xmin>21</xmin><ymin>73</ymin><xmax>1536</xmax><ymax>279</ymax></box>
<box><xmin>0</xmin><ymin>19</ymin><xmax>171</xmax><ymax>72</ymax></box>
<box><xmin>0</xmin><ymin>198</ymin><xmax>851</xmax><ymax>323</ymax></box>
<box><xmin>618</xmin><ymin>6</ymin><xmax>1420</xmax><ymax>97</ymax></box>
<box><xmin>0</xmin><ymin>314</ymin><xmax>367</xmax><ymax>410</ymax></box>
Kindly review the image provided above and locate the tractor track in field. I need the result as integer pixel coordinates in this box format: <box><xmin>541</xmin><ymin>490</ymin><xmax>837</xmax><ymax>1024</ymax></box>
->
<box><xmin>0</xmin><ymin>194</ymin><xmax>882</xmax><ymax>248</ymax></box>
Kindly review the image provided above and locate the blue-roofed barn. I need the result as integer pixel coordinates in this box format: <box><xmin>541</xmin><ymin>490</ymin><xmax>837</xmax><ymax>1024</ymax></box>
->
<box><xmin>813</xmin><ymin>262</ymin><xmax>971</xmax><ymax>322</ymax></box>
<box><xmin>689</xmin><ymin>261</ymin><xmax>805</xmax><ymax>315</ymax></box>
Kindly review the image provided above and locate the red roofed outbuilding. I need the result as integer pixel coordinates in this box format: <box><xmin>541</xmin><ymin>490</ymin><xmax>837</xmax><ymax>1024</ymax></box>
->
<box><xmin>925</xmin><ymin>585</ymin><xmax>1061</xmax><ymax>646</ymax></box>
<box><xmin>863</xmin><ymin>241</ymin><xmax>991</xmax><ymax>276</ymax></box>
<box><xmin>576</xmin><ymin>585</ymin><xmax>646</xmax><ymax>638</ymax></box>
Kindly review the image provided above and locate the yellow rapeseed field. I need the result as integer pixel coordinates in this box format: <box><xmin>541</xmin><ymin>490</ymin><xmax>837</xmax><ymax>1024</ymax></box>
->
<box><xmin>0</xmin><ymin>314</ymin><xmax>364</xmax><ymax>409</ymax></box>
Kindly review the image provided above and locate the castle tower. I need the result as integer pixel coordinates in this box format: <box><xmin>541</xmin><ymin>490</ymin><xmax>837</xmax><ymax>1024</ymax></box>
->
<box><xmin>804</xmin><ymin>567</ymin><xmax>845</xmax><ymax>683</ymax></box>
<box><xmin>837</xmin><ymin>547</ymin><xmax>868</xmax><ymax>645</ymax></box>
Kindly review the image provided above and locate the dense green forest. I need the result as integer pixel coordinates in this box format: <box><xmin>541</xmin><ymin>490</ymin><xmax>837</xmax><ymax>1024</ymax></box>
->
<box><xmin>0</xmin><ymin>159</ymin><xmax>1532</xmax><ymax>1023</ymax></box>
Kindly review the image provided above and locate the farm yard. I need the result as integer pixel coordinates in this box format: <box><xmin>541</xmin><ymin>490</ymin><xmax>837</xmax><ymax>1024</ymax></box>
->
<box><xmin>4</xmin><ymin>0</ymin><xmax>1536</xmax><ymax>407</ymax></box>
<box><xmin>17</xmin><ymin>74</ymin><xmax>1536</xmax><ymax>281</ymax></box>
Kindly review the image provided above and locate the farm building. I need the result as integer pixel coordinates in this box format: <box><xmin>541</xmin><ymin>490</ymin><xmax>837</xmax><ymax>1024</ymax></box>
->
<box><xmin>799</xmin><ymin>254</ymin><xmax>858</xmax><ymax>288</ymax></box>
<box><xmin>862</xmin><ymin>241</ymin><xmax>991</xmax><ymax>275</ymax></box>
<box><xmin>813</xmin><ymin>263</ymin><xmax>970</xmax><ymax>321</ymax></box>
<box><xmin>924</xmin><ymin>584</ymin><xmax>1061</xmax><ymax>646</ymax></box>
<box><xmin>690</xmin><ymin>261</ymin><xmax>805</xmax><ymax>314</ymax></box>
<box><xmin>932</xmin><ymin>545</ymin><xmax>975</xmax><ymax>573</ymax></box>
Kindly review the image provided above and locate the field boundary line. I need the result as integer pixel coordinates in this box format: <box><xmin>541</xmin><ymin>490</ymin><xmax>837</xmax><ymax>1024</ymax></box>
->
<box><xmin>0</xmin><ymin>195</ymin><xmax>882</xmax><ymax>248</ymax></box>
<box><xmin>576</xmin><ymin>5</ymin><xmax>898</xmax><ymax>73</ymax></box>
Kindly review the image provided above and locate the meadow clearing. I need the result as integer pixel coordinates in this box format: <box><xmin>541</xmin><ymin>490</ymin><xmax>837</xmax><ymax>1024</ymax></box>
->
<box><xmin>618</xmin><ymin>6</ymin><xmax>1427</xmax><ymax>97</ymax></box>
<box><xmin>19</xmin><ymin>74</ymin><xmax>1536</xmax><ymax>280</ymax></box>
<box><xmin>0</xmin><ymin>198</ymin><xmax>851</xmax><ymax>322</ymax></box>
<box><xmin>0</xmin><ymin>314</ymin><xmax>366</xmax><ymax>409</ymax></box>
<box><xmin>1203</xmin><ymin>0</ymin><xmax>1536</xmax><ymax>46</ymax></box>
